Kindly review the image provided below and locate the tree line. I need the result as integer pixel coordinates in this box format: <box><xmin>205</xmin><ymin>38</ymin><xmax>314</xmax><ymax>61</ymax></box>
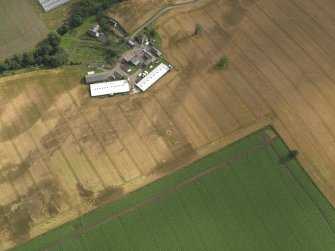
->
<box><xmin>0</xmin><ymin>32</ymin><xmax>67</xmax><ymax>74</ymax></box>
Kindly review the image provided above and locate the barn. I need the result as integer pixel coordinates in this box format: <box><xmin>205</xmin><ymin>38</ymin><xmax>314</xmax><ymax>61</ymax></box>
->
<box><xmin>90</xmin><ymin>80</ymin><xmax>130</xmax><ymax>97</ymax></box>
<box><xmin>135</xmin><ymin>63</ymin><xmax>170</xmax><ymax>91</ymax></box>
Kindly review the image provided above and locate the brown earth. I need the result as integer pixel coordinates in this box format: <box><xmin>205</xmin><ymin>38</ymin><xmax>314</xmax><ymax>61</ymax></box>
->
<box><xmin>1</xmin><ymin>0</ymin><xmax>335</xmax><ymax>249</ymax></box>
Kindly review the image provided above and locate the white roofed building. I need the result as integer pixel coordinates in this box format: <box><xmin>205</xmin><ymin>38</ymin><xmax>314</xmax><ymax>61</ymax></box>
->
<box><xmin>90</xmin><ymin>80</ymin><xmax>130</xmax><ymax>97</ymax></box>
<box><xmin>136</xmin><ymin>63</ymin><xmax>170</xmax><ymax>92</ymax></box>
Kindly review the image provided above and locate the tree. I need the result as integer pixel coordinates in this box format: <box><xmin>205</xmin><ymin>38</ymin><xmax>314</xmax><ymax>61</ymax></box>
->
<box><xmin>289</xmin><ymin>150</ymin><xmax>299</xmax><ymax>159</ymax></box>
<box><xmin>0</xmin><ymin>62</ymin><xmax>9</xmax><ymax>73</ymax></box>
<box><xmin>96</xmin><ymin>14</ymin><xmax>110</xmax><ymax>32</ymax></box>
<box><xmin>49</xmin><ymin>50</ymin><xmax>69</xmax><ymax>67</ymax></box>
<box><xmin>194</xmin><ymin>24</ymin><xmax>202</xmax><ymax>35</ymax></box>
<box><xmin>34</xmin><ymin>45</ymin><xmax>53</xmax><ymax>57</ymax></box>
<box><xmin>47</xmin><ymin>32</ymin><xmax>61</xmax><ymax>48</ymax></box>
<box><xmin>70</xmin><ymin>15</ymin><xmax>83</xmax><ymax>28</ymax></box>
<box><xmin>12</xmin><ymin>54</ymin><xmax>23</xmax><ymax>67</ymax></box>
<box><xmin>57</xmin><ymin>24</ymin><xmax>70</xmax><ymax>36</ymax></box>
<box><xmin>149</xmin><ymin>28</ymin><xmax>156</xmax><ymax>37</ymax></box>
<box><xmin>217</xmin><ymin>56</ymin><xmax>229</xmax><ymax>70</ymax></box>
<box><xmin>22</xmin><ymin>53</ymin><xmax>35</xmax><ymax>67</ymax></box>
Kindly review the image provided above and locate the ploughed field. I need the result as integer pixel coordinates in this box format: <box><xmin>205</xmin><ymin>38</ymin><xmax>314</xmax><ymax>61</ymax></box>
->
<box><xmin>0</xmin><ymin>0</ymin><xmax>48</xmax><ymax>60</ymax></box>
<box><xmin>13</xmin><ymin>129</ymin><xmax>335</xmax><ymax>250</ymax></box>
<box><xmin>155</xmin><ymin>0</ymin><xmax>335</xmax><ymax>206</ymax></box>
<box><xmin>1</xmin><ymin>0</ymin><xmax>335</xmax><ymax>249</ymax></box>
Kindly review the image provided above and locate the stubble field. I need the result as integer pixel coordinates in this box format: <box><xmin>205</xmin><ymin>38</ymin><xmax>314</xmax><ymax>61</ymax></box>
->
<box><xmin>1</xmin><ymin>0</ymin><xmax>335</xmax><ymax>249</ymax></box>
<box><xmin>0</xmin><ymin>0</ymin><xmax>48</xmax><ymax>60</ymax></box>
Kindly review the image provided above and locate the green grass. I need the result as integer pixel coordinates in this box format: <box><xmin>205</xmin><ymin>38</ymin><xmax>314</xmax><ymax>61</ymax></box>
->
<box><xmin>73</xmin><ymin>16</ymin><xmax>97</xmax><ymax>38</ymax></box>
<box><xmin>12</xmin><ymin>128</ymin><xmax>335</xmax><ymax>250</ymax></box>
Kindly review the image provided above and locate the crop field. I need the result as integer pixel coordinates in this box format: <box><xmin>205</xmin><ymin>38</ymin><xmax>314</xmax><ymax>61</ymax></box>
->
<box><xmin>1</xmin><ymin>0</ymin><xmax>335</xmax><ymax>249</ymax></box>
<box><xmin>13</xmin><ymin>129</ymin><xmax>335</xmax><ymax>250</ymax></box>
<box><xmin>0</xmin><ymin>0</ymin><xmax>48</xmax><ymax>60</ymax></box>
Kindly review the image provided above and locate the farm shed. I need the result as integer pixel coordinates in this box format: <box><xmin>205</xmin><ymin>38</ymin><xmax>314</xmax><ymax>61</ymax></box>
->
<box><xmin>90</xmin><ymin>80</ymin><xmax>130</xmax><ymax>97</ymax></box>
<box><xmin>151</xmin><ymin>47</ymin><xmax>162</xmax><ymax>57</ymax></box>
<box><xmin>136</xmin><ymin>63</ymin><xmax>170</xmax><ymax>91</ymax></box>
<box><xmin>85</xmin><ymin>72</ymin><xmax>108</xmax><ymax>84</ymax></box>
<box><xmin>38</xmin><ymin>0</ymin><xmax>70</xmax><ymax>12</ymax></box>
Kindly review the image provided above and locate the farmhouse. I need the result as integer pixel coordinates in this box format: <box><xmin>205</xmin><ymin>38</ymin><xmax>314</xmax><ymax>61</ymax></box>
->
<box><xmin>38</xmin><ymin>0</ymin><xmax>70</xmax><ymax>12</ymax></box>
<box><xmin>136</xmin><ymin>63</ymin><xmax>170</xmax><ymax>91</ymax></box>
<box><xmin>85</xmin><ymin>72</ymin><xmax>108</xmax><ymax>84</ymax></box>
<box><xmin>90</xmin><ymin>80</ymin><xmax>130</xmax><ymax>97</ymax></box>
<box><xmin>87</xmin><ymin>24</ymin><xmax>100</xmax><ymax>38</ymax></box>
<box><xmin>97</xmin><ymin>33</ymin><xmax>108</xmax><ymax>43</ymax></box>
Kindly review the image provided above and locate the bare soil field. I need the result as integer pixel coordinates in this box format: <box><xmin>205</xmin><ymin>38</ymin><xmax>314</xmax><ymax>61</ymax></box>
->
<box><xmin>1</xmin><ymin>0</ymin><xmax>335</xmax><ymax>249</ymax></box>
<box><xmin>0</xmin><ymin>0</ymin><xmax>48</xmax><ymax>60</ymax></box>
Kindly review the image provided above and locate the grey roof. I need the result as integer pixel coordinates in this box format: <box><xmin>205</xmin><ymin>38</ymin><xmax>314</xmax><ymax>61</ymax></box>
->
<box><xmin>130</xmin><ymin>57</ymin><xmax>140</xmax><ymax>66</ymax></box>
<box><xmin>98</xmin><ymin>34</ymin><xmax>108</xmax><ymax>43</ymax></box>
<box><xmin>85</xmin><ymin>72</ymin><xmax>108</xmax><ymax>84</ymax></box>
<box><xmin>123</xmin><ymin>52</ymin><xmax>136</xmax><ymax>62</ymax></box>
<box><xmin>151</xmin><ymin>47</ymin><xmax>162</xmax><ymax>57</ymax></box>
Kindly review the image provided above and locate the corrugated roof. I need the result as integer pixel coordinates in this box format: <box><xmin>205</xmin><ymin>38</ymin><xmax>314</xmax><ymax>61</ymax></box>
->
<box><xmin>135</xmin><ymin>63</ymin><xmax>169</xmax><ymax>92</ymax></box>
<box><xmin>90</xmin><ymin>80</ymin><xmax>130</xmax><ymax>97</ymax></box>
<box><xmin>85</xmin><ymin>72</ymin><xmax>108</xmax><ymax>84</ymax></box>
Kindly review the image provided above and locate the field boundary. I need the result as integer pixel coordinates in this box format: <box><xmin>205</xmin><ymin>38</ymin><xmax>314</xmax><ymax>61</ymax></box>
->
<box><xmin>41</xmin><ymin>132</ymin><xmax>271</xmax><ymax>250</ymax></box>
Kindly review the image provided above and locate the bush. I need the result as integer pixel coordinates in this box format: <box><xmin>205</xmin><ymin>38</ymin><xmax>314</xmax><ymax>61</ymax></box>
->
<box><xmin>194</xmin><ymin>24</ymin><xmax>202</xmax><ymax>35</ymax></box>
<box><xmin>57</xmin><ymin>24</ymin><xmax>70</xmax><ymax>36</ymax></box>
<box><xmin>217</xmin><ymin>56</ymin><xmax>229</xmax><ymax>70</ymax></box>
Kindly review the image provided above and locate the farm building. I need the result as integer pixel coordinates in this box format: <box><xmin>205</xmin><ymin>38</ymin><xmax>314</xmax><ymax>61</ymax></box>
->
<box><xmin>151</xmin><ymin>47</ymin><xmax>162</xmax><ymax>57</ymax></box>
<box><xmin>136</xmin><ymin>35</ymin><xmax>149</xmax><ymax>44</ymax></box>
<box><xmin>90</xmin><ymin>80</ymin><xmax>130</xmax><ymax>97</ymax></box>
<box><xmin>87</xmin><ymin>24</ymin><xmax>100</xmax><ymax>38</ymax></box>
<box><xmin>97</xmin><ymin>34</ymin><xmax>108</xmax><ymax>43</ymax></box>
<box><xmin>122</xmin><ymin>52</ymin><xmax>137</xmax><ymax>63</ymax></box>
<box><xmin>127</xmin><ymin>40</ymin><xmax>136</xmax><ymax>47</ymax></box>
<box><xmin>136</xmin><ymin>63</ymin><xmax>170</xmax><ymax>91</ymax></box>
<box><xmin>38</xmin><ymin>0</ymin><xmax>70</xmax><ymax>12</ymax></box>
<box><xmin>85</xmin><ymin>72</ymin><xmax>108</xmax><ymax>84</ymax></box>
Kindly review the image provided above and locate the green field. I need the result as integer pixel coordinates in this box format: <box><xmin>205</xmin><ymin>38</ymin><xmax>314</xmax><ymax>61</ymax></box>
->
<box><xmin>13</xmin><ymin>128</ymin><xmax>335</xmax><ymax>250</ymax></box>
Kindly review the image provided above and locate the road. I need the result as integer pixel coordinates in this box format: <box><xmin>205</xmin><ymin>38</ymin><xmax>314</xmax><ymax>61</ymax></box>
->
<box><xmin>130</xmin><ymin>0</ymin><xmax>203</xmax><ymax>38</ymax></box>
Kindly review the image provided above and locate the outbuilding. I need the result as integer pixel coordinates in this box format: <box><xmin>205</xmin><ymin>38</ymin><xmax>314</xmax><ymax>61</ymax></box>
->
<box><xmin>151</xmin><ymin>47</ymin><xmax>162</xmax><ymax>57</ymax></box>
<box><xmin>85</xmin><ymin>72</ymin><xmax>108</xmax><ymax>84</ymax></box>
